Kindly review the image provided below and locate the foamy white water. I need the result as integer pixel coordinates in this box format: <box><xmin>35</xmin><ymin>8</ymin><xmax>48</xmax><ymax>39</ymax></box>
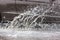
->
<box><xmin>0</xmin><ymin>29</ymin><xmax>60</xmax><ymax>38</ymax></box>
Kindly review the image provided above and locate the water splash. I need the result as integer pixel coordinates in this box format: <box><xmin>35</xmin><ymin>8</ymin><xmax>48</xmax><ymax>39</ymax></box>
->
<box><xmin>7</xmin><ymin>5</ymin><xmax>51</xmax><ymax>29</ymax></box>
<box><xmin>1</xmin><ymin>4</ymin><xmax>59</xmax><ymax>31</ymax></box>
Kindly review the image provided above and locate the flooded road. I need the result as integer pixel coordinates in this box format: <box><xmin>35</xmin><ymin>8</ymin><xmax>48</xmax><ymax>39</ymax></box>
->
<box><xmin>0</xmin><ymin>29</ymin><xmax>60</xmax><ymax>40</ymax></box>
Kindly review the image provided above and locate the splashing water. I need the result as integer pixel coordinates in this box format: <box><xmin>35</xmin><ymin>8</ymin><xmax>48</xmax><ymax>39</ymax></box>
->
<box><xmin>5</xmin><ymin>6</ymin><xmax>57</xmax><ymax>29</ymax></box>
<box><xmin>3</xmin><ymin>4</ymin><xmax>60</xmax><ymax>31</ymax></box>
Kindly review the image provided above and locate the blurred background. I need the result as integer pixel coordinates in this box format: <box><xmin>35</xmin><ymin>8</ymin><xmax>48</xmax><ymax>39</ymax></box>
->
<box><xmin>0</xmin><ymin>0</ymin><xmax>60</xmax><ymax>23</ymax></box>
